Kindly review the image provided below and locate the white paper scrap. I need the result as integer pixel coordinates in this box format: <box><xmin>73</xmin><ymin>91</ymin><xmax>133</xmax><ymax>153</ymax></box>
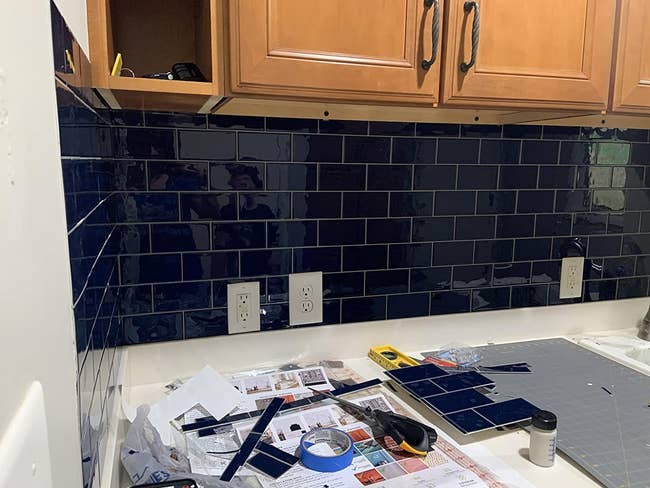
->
<box><xmin>148</xmin><ymin>366</ymin><xmax>243</xmax><ymax>444</ymax></box>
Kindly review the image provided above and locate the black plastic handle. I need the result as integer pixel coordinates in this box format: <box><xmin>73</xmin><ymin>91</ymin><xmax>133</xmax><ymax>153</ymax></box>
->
<box><xmin>460</xmin><ymin>0</ymin><xmax>480</xmax><ymax>72</ymax></box>
<box><xmin>421</xmin><ymin>0</ymin><xmax>440</xmax><ymax>70</ymax></box>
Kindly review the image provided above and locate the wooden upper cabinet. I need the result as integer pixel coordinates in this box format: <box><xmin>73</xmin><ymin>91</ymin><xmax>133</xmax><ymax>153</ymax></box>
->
<box><xmin>442</xmin><ymin>0</ymin><xmax>617</xmax><ymax>110</ymax></box>
<box><xmin>228</xmin><ymin>0</ymin><xmax>442</xmax><ymax>104</ymax></box>
<box><xmin>612</xmin><ymin>0</ymin><xmax>650</xmax><ymax>113</ymax></box>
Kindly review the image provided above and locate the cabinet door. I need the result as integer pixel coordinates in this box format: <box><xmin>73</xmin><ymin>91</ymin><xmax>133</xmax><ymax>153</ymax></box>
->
<box><xmin>612</xmin><ymin>0</ymin><xmax>650</xmax><ymax>113</ymax></box>
<box><xmin>442</xmin><ymin>0</ymin><xmax>616</xmax><ymax>110</ymax></box>
<box><xmin>229</xmin><ymin>0</ymin><xmax>441</xmax><ymax>104</ymax></box>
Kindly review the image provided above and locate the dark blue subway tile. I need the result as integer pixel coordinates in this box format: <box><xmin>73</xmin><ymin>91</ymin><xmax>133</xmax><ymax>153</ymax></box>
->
<box><xmin>368</xmin><ymin>165</ymin><xmax>412</xmax><ymax>190</ymax></box>
<box><xmin>180</xmin><ymin>193</ymin><xmax>237</xmax><ymax>221</ymax></box>
<box><xmin>559</xmin><ymin>142</ymin><xmax>593</xmax><ymax>165</ymax></box>
<box><xmin>455</xmin><ymin>216</ymin><xmax>495</xmax><ymax>240</ymax></box>
<box><xmin>153</xmin><ymin>281</ymin><xmax>211</xmax><ymax>312</ymax></box>
<box><xmin>434</xmin><ymin>241</ymin><xmax>474</xmax><ymax>265</ymax></box>
<box><xmin>493</xmin><ymin>262</ymin><xmax>531</xmax><ymax>285</ymax></box>
<box><xmin>110</xmin><ymin>110</ymin><xmax>144</xmax><ymax>126</ymax></box>
<box><xmin>294</xmin><ymin>192</ymin><xmax>342</xmax><ymax>219</ymax></box>
<box><xmin>319</xmin><ymin>220</ymin><xmax>365</xmax><ymax>245</ymax></box>
<box><xmin>410</xmin><ymin>267</ymin><xmax>452</xmax><ymax>292</ymax></box>
<box><xmin>435</xmin><ymin>191</ymin><xmax>475</xmax><ymax>215</ymax></box>
<box><xmin>341</xmin><ymin>296</ymin><xmax>386</xmax><ymax>323</ymax></box>
<box><xmin>266</xmin><ymin>163</ymin><xmax>317</xmax><ymax>190</ymax></box>
<box><xmin>152</xmin><ymin>223</ymin><xmax>210</xmax><ymax>252</ymax></box>
<box><xmin>517</xmin><ymin>190</ymin><xmax>555</xmax><ymax>214</ymax></box>
<box><xmin>268</xmin><ymin>221</ymin><xmax>317</xmax><ymax>247</ymax></box>
<box><xmin>238</xmin><ymin>193</ymin><xmax>291</xmax><ymax>220</ymax></box>
<box><xmin>260</xmin><ymin>303</ymin><xmax>290</xmax><ymax>330</ymax></box>
<box><xmin>603</xmin><ymin>257</ymin><xmax>636</xmax><ymax>278</ymax></box>
<box><xmin>532</xmin><ymin>260</ymin><xmax>561</xmax><ymax>283</ymax></box>
<box><xmin>323</xmin><ymin>300</ymin><xmax>342</xmax><ymax>325</ymax></box>
<box><xmin>636</xmin><ymin>256</ymin><xmax>650</xmax><ymax>276</ymax></box>
<box><xmin>584</xmin><ymin>280</ymin><xmax>617</xmax><ymax>302</ymax></box>
<box><xmin>475</xmin><ymin>239</ymin><xmax>514</xmax><ymax>263</ymax></box>
<box><xmin>511</xmin><ymin>285</ymin><xmax>548</xmax><ymax>308</ymax></box>
<box><xmin>552</xmin><ymin>237</ymin><xmax>587</xmax><ymax>259</ymax></box>
<box><xmin>210</xmin><ymin>162</ymin><xmax>264</xmax><ymax>191</ymax></box>
<box><xmin>120</xmin><ymin>285</ymin><xmax>153</xmax><ymax>315</ymax></box>
<box><xmin>177</xmin><ymin>130</ymin><xmax>236</xmax><ymax>160</ymax></box>
<box><xmin>241</xmin><ymin>249</ymin><xmax>292</xmax><ymax>276</ymax></box>
<box><xmin>542</xmin><ymin>126</ymin><xmax>580</xmax><ymax>140</ymax></box>
<box><xmin>208</xmin><ymin>114</ymin><xmax>264</xmax><ymax>130</ymax></box>
<box><xmin>344</xmin><ymin>136</ymin><xmax>390</xmax><ymax>163</ymax></box>
<box><xmin>539</xmin><ymin>166</ymin><xmax>575</xmax><ymax>189</ymax></box>
<box><xmin>367</xmin><ymin>218</ymin><xmax>411</xmax><ymax>243</ymax></box>
<box><xmin>438</xmin><ymin>139</ymin><xmax>480</xmax><ymax>164</ymax></box>
<box><xmin>343</xmin><ymin>245</ymin><xmax>387</xmax><ymax>271</ymax></box>
<box><xmin>453</xmin><ymin>265</ymin><xmax>492</xmax><ymax>289</ymax></box>
<box><xmin>535</xmin><ymin>214</ymin><xmax>572</xmax><ymax>237</ymax></box>
<box><xmin>499</xmin><ymin>166</ymin><xmax>538</xmax><ymax>189</ymax></box>
<box><xmin>267</xmin><ymin>276</ymin><xmax>289</xmax><ymax>302</ymax></box>
<box><xmin>319</xmin><ymin>164</ymin><xmax>366</xmax><ymax>190</ymax></box>
<box><xmin>412</xmin><ymin>217</ymin><xmax>454</xmax><ymax>242</ymax></box>
<box><xmin>626</xmin><ymin>190</ymin><xmax>650</xmax><ymax>211</ymax></box>
<box><xmin>323</xmin><ymin>272</ymin><xmax>364</xmax><ymax>298</ymax></box>
<box><xmin>148</xmin><ymin>162</ymin><xmax>208</xmax><ymax>191</ymax></box>
<box><xmin>183</xmin><ymin>251</ymin><xmax>240</xmax><ymax>280</ymax></box>
<box><xmin>521</xmin><ymin>141</ymin><xmax>559</xmax><ymax>164</ymax></box>
<box><xmin>213</xmin><ymin>222</ymin><xmax>266</xmax><ymax>249</ymax></box>
<box><xmin>319</xmin><ymin>119</ymin><xmax>368</xmax><ymax>134</ymax></box>
<box><xmin>387</xmin><ymin>293</ymin><xmax>430</xmax><ymax>319</ymax></box>
<box><xmin>503</xmin><ymin>125</ymin><xmax>541</xmax><ymax>139</ymax></box>
<box><xmin>642</xmin><ymin>213</ymin><xmax>650</xmax><ymax>232</ymax></box>
<box><xmin>430</xmin><ymin>291</ymin><xmax>471</xmax><ymax>315</ymax></box>
<box><xmin>616</xmin><ymin>128</ymin><xmax>648</xmax><ymax>142</ymax></box>
<box><xmin>588</xmin><ymin>236</ymin><xmax>622</xmax><ymax>258</ymax></box>
<box><xmin>120</xmin><ymin>254</ymin><xmax>182</xmax><ymax>284</ymax></box>
<box><xmin>630</xmin><ymin>143</ymin><xmax>650</xmax><ymax>164</ymax></box>
<box><xmin>577</xmin><ymin>166</ymin><xmax>613</xmax><ymax>189</ymax></box>
<box><xmin>267</xmin><ymin>117</ymin><xmax>318</xmax><ymax>133</ymax></box>
<box><xmin>392</xmin><ymin>138</ymin><xmax>436</xmax><ymax>164</ymax></box>
<box><xmin>461</xmin><ymin>125</ymin><xmax>501</xmax><ymax>138</ymax></box>
<box><xmin>416</xmin><ymin>123</ymin><xmax>460</xmax><ymax>137</ymax></box>
<box><xmin>369</xmin><ymin>121</ymin><xmax>415</xmax><ymax>136</ymax></box>
<box><xmin>514</xmin><ymin>238</ymin><xmax>552</xmax><ymax>261</ymax></box>
<box><xmin>293</xmin><ymin>134</ymin><xmax>343</xmax><ymax>162</ymax></box>
<box><xmin>548</xmin><ymin>284</ymin><xmax>582</xmax><ymax>304</ymax></box>
<box><xmin>476</xmin><ymin>191</ymin><xmax>516</xmax><ymax>214</ymax></box>
<box><xmin>496</xmin><ymin>215</ymin><xmax>535</xmax><ymax>238</ymax></box>
<box><xmin>123</xmin><ymin>313</ymin><xmax>183</xmax><ymax>344</ymax></box>
<box><xmin>294</xmin><ymin>247</ymin><xmax>341</xmax><ymax>272</ymax></box>
<box><xmin>184</xmin><ymin>309</ymin><xmax>228</xmax><ymax>339</ymax></box>
<box><xmin>238</xmin><ymin>132</ymin><xmax>291</xmax><ymax>161</ymax></box>
<box><xmin>60</xmin><ymin>126</ymin><xmax>112</xmax><ymax>157</ymax></box>
<box><xmin>414</xmin><ymin>165</ymin><xmax>456</xmax><ymax>190</ymax></box>
<box><xmin>457</xmin><ymin>165</ymin><xmax>498</xmax><ymax>190</ymax></box>
<box><xmin>145</xmin><ymin>112</ymin><xmax>206</xmax><ymax>128</ymax></box>
<box><xmin>366</xmin><ymin>269</ymin><xmax>409</xmax><ymax>294</ymax></box>
<box><xmin>390</xmin><ymin>192</ymin><xmax>433</xmax><ymax>217</ymax></box>
<box><xmin>617</xmin><ymin>277</ymin><xmax>649</xmax><ymax>298</ymax></box>
<box><xmin>479</xmin><ymin>139</ymin><xmax>521</xmax><ymax>164</ymax></box>
<box><xmin>622</xmin><ymin>234</ymin><xmax>650</xmax><ymax>255</ymax></box>
<box><xmin>608</xmin><ymin>212</ymin><xmax>640</xmax><ymax>234</ymax></box>
<box><xmin>343</xmin><ymin>192</ymin><xmax>388</xmax><ymax>218</ymax></box>
<box><xmin>472</xmin><ymin>287</ymin><xmax>511</xmax><ymax>311</ymax></box>
<box><xmin>584</xmin><ymin>258</ymin><xmax>604</xmax><ymax>280</ymax></box>
<box><xmin>573</xmin><ymin>213</ymin><xmax>607</xmax><ymax>235</ymax></box>
<box><xmin>389</xmin><ymin>243</ymin><xmax>432</xmax><ymax>268</ymax></box>
<box><xmin>614</xmin><ymin>166</ymin><xmax>644</xmax><ymax>188</ymax></box>
<box><xmin>555</xmin><ymin>190</ymin><xmax>591</xmax><ymax>212</ymax></box>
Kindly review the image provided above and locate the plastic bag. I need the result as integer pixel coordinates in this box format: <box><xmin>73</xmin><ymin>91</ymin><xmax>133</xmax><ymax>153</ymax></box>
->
<box><xmin>121</xmin><ymin>405</ymin><xmax>249</xmax><ymax>488</ymax></box>
<box><xmin>433</xmin><ymin>342</ymin><xmax>482</xmax><ymax>367</ymax></box>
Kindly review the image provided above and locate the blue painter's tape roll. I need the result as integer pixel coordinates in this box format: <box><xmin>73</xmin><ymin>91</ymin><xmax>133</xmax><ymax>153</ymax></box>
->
<box><xmin>299</xmin><ymin>428</ymin><xmax>354</xmax><ymax>472</ymax></box>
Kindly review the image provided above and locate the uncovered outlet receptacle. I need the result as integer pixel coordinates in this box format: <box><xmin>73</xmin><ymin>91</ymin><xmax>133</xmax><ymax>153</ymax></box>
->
<box><xmin>227</xmin><ymin>282</ymin><xmax>260</xmax><ymax>334</ymax></box>
<box><xmin>289</xmin><ymin>272</ymin><xmax>322</xmax><ymax>326</ymax></box>
<box><xmin>560</xmin><ymin>256</ymin><xmax>584</xmax><ymax>299</ymax></box>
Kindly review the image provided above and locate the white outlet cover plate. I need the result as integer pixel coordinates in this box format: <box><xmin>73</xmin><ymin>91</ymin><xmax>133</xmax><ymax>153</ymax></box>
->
<box><xmin>227</xmin><ymin>282</ymin><xmax>261</xmax><ymax>334</ymax></box>
<box><xmin>560</xmin><ymin>256</ymin><xmax>585</xmax><ymax>299</ymax></box>
<box><xmin>289</xmin><ymin>272</ymin><xmax>323</xmax><ymax>326</ymax></box>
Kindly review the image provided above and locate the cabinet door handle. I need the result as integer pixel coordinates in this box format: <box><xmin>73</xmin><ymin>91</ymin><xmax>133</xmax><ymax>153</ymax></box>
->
<box><xmin>421</xmin><ymin>0</ymin><xmax>440</xmax><ymax>71</ymax></box>
<box><xmin>460</xmin><ymin>0</ymin><xmax>480</xmax><ymax>72</ymax></box>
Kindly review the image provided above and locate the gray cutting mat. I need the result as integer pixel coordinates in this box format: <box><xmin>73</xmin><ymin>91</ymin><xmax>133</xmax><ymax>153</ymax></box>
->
<box><xmin>423</xmin><ymin>338</ymin><xmax>650</xmax><ymax>488</ymax></box>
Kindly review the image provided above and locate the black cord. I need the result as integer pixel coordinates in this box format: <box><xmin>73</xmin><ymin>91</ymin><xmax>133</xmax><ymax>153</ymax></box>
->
<box><xmin>206</xmin><ymin>449</ymin><xmax>240</xmax><ymax>455</ymax></box>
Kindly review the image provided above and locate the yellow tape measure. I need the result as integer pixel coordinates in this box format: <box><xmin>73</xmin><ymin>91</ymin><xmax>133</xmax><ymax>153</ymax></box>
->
<box><xmin>368</xmin><ymin>345</ymin><xmax>419</xmax><ymax>370</ymax></box>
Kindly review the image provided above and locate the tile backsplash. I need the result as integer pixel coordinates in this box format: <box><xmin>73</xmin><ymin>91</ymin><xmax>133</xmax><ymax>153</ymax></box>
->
<box><xmin>58</xmin><ymin>111</ymin><xmax>650</xmax><ymax>347</ymax></box>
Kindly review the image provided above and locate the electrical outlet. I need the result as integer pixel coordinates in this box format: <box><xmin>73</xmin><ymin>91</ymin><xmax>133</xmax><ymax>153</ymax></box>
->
<box><xmin>227</xmin><ymin>282</ymin><xmax>260</xmax><ymax>334</ymax></box>
<box><xmin>289</xmin><ymin>272</ymin><xmax>322</xmax><ymax>326</ymax></box>
<box><xmin>560</xmin><ymin>256</ymin><xmax>584</xmax><ymax>299</ymax></box>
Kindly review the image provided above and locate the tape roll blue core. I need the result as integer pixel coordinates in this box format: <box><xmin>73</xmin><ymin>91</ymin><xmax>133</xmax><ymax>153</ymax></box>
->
<box><xmin>299</xmin><ymin>428</ymin><xmax>354</xmax><ymax>472</ymax></box>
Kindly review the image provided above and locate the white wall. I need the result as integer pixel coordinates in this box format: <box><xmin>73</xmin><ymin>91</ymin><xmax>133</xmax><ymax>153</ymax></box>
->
<box><xmin>0</xmin><ymin>0</ymin><xmax>83</xmax><ymax>486</ymax></box>
<box><xmin>54</xmin><ymin>0</ymin><xmax>89</xmax><ymax>56</ymax></box>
